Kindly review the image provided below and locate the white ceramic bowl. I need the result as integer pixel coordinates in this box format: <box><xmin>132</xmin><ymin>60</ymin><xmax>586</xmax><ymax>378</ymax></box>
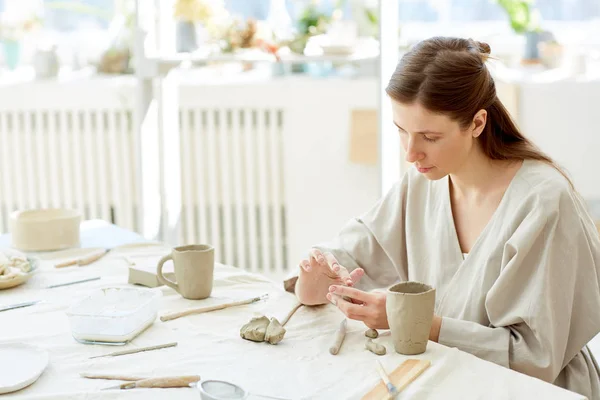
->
<box><xmin>10</xmin><ymin>209</ymin><xmax>81</xmax><ymax>251</ymax></box>
<box><xmin>197</xmin><ymin>380</ymin><xmax>248</xmax><ymax>400</ymax></box>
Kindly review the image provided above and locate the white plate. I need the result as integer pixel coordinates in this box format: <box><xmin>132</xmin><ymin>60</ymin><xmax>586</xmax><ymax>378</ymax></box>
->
<box><xmin>0</xmin><ymin>258</ymin><xmax>39</xmax><ymax>290</ymax></box>
<box><xmin>0</xmin><ymin>343</ymin><xmax>49</xmax><ymax>394</ymax></box>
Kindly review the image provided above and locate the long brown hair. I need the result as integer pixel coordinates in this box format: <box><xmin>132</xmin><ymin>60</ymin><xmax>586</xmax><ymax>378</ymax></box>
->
<box><xmin>385</xmin><ymin>36</ymin><xmax>571</xmax><ymax>183</ymax></box>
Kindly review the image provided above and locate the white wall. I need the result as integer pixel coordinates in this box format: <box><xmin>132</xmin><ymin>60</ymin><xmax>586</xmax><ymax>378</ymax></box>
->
<box><xmin>282</xmin><ymin>77</ymin><xmax>380</xmax><ymax>269</ymax></box>
<box><xmin>517</xmin><ymin>81</ymin><xmax>600</xmax><ymax>202</ymax></box>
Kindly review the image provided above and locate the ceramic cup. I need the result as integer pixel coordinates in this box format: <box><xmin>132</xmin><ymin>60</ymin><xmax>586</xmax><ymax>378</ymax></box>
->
<box><xmin>156</xmin><ymin>244</ymin><xmax>214</xmax><ymax>300</ymax></box>
<box><xmin>386</xmin><ymin>281</ymin><xmax>436</xmax><ymax>355</ymax></box>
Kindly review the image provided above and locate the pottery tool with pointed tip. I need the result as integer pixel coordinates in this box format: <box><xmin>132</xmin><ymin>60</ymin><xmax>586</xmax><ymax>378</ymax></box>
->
<box><xmin>0</xmin><ymin>300</ymin><xmax>41</xmax><ymax>312</ymax></box>
<box><xmin>88</xmin><ymin>342</ymin><xmax>178</xmax><ymax>359</ymax></box>
<box><xmin>101</xmin><ymin>375</ymin><xmax>200</xmax><ymax>390</ymax></box>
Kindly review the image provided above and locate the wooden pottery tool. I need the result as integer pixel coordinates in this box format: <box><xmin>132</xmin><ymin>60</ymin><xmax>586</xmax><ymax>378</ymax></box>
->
<box><xmin>101</xmin><ymin>375</ymin><xmax>201</xmax><ymax>390</ymax></box>
<box><xmin>55</xmin><ymin>248</ymin><xmax>111</xmax><ymax>268</ymax></box>
<box><xmin>81</xmin><ymin>373</ymin><xmax>147</xmax><ymax>381</ymax></box>
<box><xmin>361</xmin><ymin>359</ymin><xmax>431</xmax><ymax>400</ymax></box>
<box><xmin>88</xmin><ymin>342</ymin><xmax>178</xmax><ymax>359</ymax></box>
<box><xmin>160</xmin><ymin>294</ymin><xmax>269</xmax><ymax>322</ymax></box>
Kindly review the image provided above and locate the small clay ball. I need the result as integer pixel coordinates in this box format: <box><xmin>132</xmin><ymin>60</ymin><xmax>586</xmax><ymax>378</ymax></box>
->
<box><xmin>365</xmin><ymin>328</ymin><xmax>378</xmax><ymax>339</ymax></box>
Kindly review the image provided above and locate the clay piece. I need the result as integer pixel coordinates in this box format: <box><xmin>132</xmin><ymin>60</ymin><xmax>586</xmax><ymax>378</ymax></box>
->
<box><xmin>240</xmin><ymin>316</ymin><xmax>270</xmax><ymax>342</ymax></box>
<box><xmin>365</xmin><ymin>328</ymin><xmax>378</xmax><ymax>339</ymax></box>
<box><xmin>365</xmin><ymin>339</ymin><xmax>386</xmax><ymax>355</ymax></box>
<box><xmin>0</xmin><ymin>250</ymin><xmax>30</xmax><ymax>281</ymax></box>
<box><xmin>264</xmin><ymin>318</ymin><xmax>286</xmax><ymax>344</ymax></box>
<box><xmin>329</xmin><ymin>319</ymin><xmax>347</xmax><ymax>355</ymax></box>
<box><xmin>240</xmin><ymin>303</ymin><xmax>303</xmax><ymax>345</ymax></box>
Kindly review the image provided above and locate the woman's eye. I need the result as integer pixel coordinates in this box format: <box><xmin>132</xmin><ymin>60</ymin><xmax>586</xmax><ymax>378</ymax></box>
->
<box><xmin>423</xmin><ymin>136</ymin><xmax>438</xmax><ymax>143</ymax></box>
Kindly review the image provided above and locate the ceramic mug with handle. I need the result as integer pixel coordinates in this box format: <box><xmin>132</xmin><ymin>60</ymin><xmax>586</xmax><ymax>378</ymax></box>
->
<box><xmin>156</xmin><ymin>245</ymin><xmax>214</xmax><ymax>300</ymax></box>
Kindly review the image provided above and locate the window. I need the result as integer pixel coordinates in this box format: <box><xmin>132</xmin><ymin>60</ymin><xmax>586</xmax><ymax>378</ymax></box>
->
<box><xmin>398</xmin><ymin>0</ymin><xmax>600</xmax><ymax>22</ymax></box>
<box><xmin>42</xmin><ymin>0</ymin><xmax>115</xmax><ymax>31</ymax></box>
<box><xmin>223</xmin><ymin>0</ymin><xmax>599</xmax><ymax>22</ymax></box>
<box><xmin>0</xmin><ymin>0</ymin><xmax>115</xmax><ymax>31</ymax></box>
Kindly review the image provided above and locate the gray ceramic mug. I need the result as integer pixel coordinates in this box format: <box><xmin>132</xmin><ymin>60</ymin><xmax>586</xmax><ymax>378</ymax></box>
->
<box><xmin>156</xmin><ymin>244</ymin><xmax>214</xmax><ymax>300</ymax></box>
<box><xmin>386</xmin><ymin>281</ymin><xmax>436</xmax><ymax>355</ymax></box>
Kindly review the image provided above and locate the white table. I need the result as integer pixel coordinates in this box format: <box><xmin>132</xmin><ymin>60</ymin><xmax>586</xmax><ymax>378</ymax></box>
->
<box><xmin>0</xmin><ymin>222</ymin><xmax>586</xmax><ymax>399</ymax></box>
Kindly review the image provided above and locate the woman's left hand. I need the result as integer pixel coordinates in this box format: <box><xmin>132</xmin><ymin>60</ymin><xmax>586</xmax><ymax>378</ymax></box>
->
<box><xmin>326</xmin><ymin>284</ymin><xmax>389</xmax><ymax>329</ymax></box>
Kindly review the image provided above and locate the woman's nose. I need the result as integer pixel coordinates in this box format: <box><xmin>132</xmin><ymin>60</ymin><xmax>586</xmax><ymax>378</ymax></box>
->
<box><xmin>404</xmin><ymin>138</ymin><xmax>423</xmax><ymax>163</ymax></box>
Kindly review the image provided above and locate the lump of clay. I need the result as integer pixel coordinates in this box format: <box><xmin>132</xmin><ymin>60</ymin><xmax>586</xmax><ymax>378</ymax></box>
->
<box><xmin>264</xmin><ymin>318</ymin><xmax>286</xmax><ymax>345</ymax></box>
<box><xmin>240</xmin><ymin>316</ymin><xmax>270</xmax><ymax>342</ymax></box>
<box><xmin>365</xmin><ymin>328</ymin><xmax>378</xmax><ymax>339</ymax></box>
<box><xmin>365</xmin><ymin>339</ymin><xmax>386</xmax><ymax>355</ymax></box>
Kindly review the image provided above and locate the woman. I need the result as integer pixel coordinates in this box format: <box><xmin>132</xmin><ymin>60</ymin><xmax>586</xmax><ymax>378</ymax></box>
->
<box><xmin>284</xmin><ymin>37</ymin><xmax>600</xmax><ymax>398</ymax></box>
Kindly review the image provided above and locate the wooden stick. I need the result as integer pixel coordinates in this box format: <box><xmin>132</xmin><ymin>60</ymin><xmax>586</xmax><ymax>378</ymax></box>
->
<box><xmin>329</xmin><ymin>318</ymin><xmax>347</xmax><ymax>355</ymax></box>
<box><xmin>361</xmin><ymin>359</ymin><xmax>431</xmax><ymax>400</ymax></box>
<box><xmin>88</xmin><ymin>342</ymin><xmax>178</xmax><ymax>359</ymax></box>
<box><xmin>81</xmin><ymin>373</ymin><xmax>147</xmax><ymax>381</ymax></box>
<box><xmin>394</xmin><ymin>359</ymin><xmax>431</xmax><ymax>393</ymax></box>
<box><xmin>281</xmin><ymin>302</ymin><xmax>303</xmax><ymax>326</ymax></box>
<box><xmin>55</xmin><ymin>259</ymin><xmax>77</xmax><ymax>268</ymax></box>
<box><xmin>160</xmin><ymin>294</ymin><xmax>268</xmax><ymax>322</ymax></box>
<box><xmin>117</xmin><ymin>375</ymin><xmax>201</xmax><ymax>390</ymax></box>
<box><xmin>55</xmin><ymin>249</ymin><xmax>108</xmax><ymax>269</ymax></box>
<box><xmin>77</xmin><ymin>249</ymin><xmax>108</xmax><ymax>266</ymax></box>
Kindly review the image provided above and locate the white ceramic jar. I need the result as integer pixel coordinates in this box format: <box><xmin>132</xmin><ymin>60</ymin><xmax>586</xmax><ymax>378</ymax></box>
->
<box><xmin>10</xmin><ymin>209</ymin><xmax>81</xmax><ymax>251</ymax></box>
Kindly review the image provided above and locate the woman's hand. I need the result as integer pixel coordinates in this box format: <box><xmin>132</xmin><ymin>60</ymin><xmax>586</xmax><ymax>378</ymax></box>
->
<box><xmin>327</xmin><ymin>284</ymin><xmax>444</xmax><ymax>340</ymax></box>
<box><xmin>326</xmin><ymin>285</ymin><xmax>389</xmax><ymax>329</ymax></box>
<box><xmin>295</xmin><ymin>249</ymin><xmax>364</xmax><ymax>306</ymax></box>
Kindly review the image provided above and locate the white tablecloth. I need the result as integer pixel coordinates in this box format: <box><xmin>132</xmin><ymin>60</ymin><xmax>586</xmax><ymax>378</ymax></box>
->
<box><xmin>0</xmin><ymin>223</ymin><xmax>586</xmax><ymax>400</ymax></box>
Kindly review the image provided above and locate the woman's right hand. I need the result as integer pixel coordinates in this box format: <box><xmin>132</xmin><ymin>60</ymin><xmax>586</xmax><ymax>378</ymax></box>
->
<box><xmin>295</xmin><ymin>248</ymin><xmax>364</xmax><ymax>305</ymax></box>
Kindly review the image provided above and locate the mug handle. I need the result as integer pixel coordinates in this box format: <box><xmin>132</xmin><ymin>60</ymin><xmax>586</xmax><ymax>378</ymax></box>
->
<box><xmin>157</xmin><ymin>254</ymin><xmax>179</xmax><ymax>293</ymax></box>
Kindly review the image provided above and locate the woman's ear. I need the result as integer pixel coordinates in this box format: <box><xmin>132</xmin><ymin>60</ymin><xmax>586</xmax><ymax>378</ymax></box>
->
<box><xmin>471</xmin><ymin>109</ymin><xmax>487</xmax><ymax>138</ymax></box>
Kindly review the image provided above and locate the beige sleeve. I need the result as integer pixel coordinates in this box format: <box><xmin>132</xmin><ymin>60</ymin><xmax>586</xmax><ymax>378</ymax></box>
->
<box><xmin>284</xmin><ymin>177</ymin><xmax>409</xmax><ymax>293</ymax></box>
<box><xmin>439</xmin><ymin>193</ymin><xmax>600</xmax><ymax>383</ymax></box>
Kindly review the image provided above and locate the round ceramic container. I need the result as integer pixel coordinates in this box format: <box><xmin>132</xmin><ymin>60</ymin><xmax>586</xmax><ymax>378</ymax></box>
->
<box><xmin>197</xmin><ymin>380</ymin><xmax>248</xmax><ymax>400</ymax></box>
<box><xmin>0</xmin><ymin>343</ymin><xmax>49</xmax><ymax>394</ymax></box>
<box><xmin>10</xmin><ymin>209</ymin><xmax>81</xmax><ymax>251</ymax></box>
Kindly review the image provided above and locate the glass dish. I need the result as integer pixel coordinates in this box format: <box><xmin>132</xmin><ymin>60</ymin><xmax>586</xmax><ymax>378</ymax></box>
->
<box><xmin>66</xmin><ymin>287</ymin><xmax>161</xmax><ymax>345</ymax></box>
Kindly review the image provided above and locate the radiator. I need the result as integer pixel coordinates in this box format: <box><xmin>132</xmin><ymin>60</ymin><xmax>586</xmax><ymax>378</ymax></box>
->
<box><xmin>0</xmin><ymin>76</ymin><xmax>378</xmax><ymax>278</ymax></box>
<box><xmin>178</xmin><ymin>107</ymin><xmax>287</xmax><ymax>275</ymax></box>
<box><xmin>0</xmin><ymin>108</ymin><xmax>139</xmax><ymax>233</ymax></box>
<box><xmin>0</xmin><ymin>104</ymin><xmax>288</xmax><ymax>275</ymax></box>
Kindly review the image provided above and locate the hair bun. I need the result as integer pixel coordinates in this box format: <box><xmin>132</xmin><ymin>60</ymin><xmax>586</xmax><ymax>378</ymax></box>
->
<box><xmin>477</xmin><ymin>41</ymin><xmax>491</xmax><ymax>54</ymax></box>
<box><xmin>476</xmin><ymin>41</ymin><xmax>491</xmax><ymax>61</ymax></box>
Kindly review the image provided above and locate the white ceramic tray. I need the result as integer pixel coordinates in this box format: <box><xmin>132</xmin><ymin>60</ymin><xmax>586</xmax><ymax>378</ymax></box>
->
<box><xmin>66</xmin><ymin>287</ymin><xmax>161</xmax><ymax>345</ymax></box>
